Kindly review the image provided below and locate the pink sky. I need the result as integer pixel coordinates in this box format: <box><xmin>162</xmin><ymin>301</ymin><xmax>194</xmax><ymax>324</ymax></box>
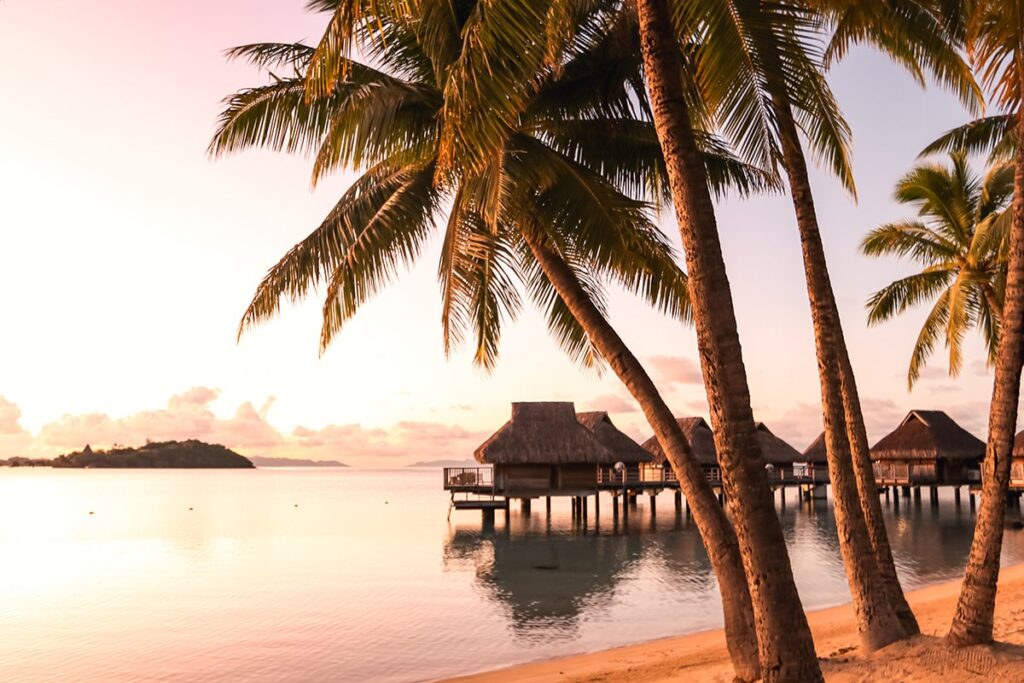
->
<box><xmin>0</xmin><ymin>1</ymin><xmax>1005</xmax><ymax>465</ymax></box>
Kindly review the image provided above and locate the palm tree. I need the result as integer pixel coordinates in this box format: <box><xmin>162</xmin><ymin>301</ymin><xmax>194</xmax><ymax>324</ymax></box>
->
<box><xmin>861</xmin><ymin>151</ymin><xmax>1013</xmax><ymax>388</ymax></box>
<box><xmin>673</xmin><ymin>0</ymin><xmax>975</xmax><ymax>645</ymax></box>
<box><xmin>213</xmin><ymin>4</ymin><xmax>768</xmax><ymax>677</ymax></box>
<box><xmin>939</xmin><ymin>0</ymin><xmax>1024</xmax><ymax>648</ymax></box>
<box><xmin>632</xmin><ymin>0</ymin><xmax>823</xmax><ymax>679</ymax></box>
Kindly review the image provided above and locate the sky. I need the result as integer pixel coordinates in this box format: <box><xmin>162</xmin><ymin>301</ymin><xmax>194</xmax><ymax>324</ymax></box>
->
<box><xmin>0</xmin><ymin>1</ymin><xmax>1005</xmax><ymax>465</ymax></box>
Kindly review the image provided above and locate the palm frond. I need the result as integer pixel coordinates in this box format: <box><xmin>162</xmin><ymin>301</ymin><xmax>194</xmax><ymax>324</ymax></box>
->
<box><xmin>907</xmin><ymin>288</ymin><xmax>951</xmax><ymax>389</ymax></box>
<box><xmin>865</xmin><ymin>267</ymin><xmax>956</xmax><ymax>324</ymax></box>
<box><xmin>920</xmin><ymin>115</ymin><xmax>1016</xmax><ymax>161</ymax></box>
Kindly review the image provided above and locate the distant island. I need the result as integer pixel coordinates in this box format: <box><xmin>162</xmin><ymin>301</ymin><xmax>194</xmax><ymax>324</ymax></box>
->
<box><xmin>52</xmin><ymin>440</ymin><xmax>254</xmax><ymax>468</ymax></box>
<box><xmin>1</xmin><ymin>457</ymin><xmax>53</xmax><ymax>467</ymax></box>
<box><xmin>249</xmin><ymin>456</ymin><xmax>348</xmax><ymax>467</ymax></box>
<box><xmin>407</xmin><ymin>458</ymin><xmax>477</xmax><ymax>468</ymax></box>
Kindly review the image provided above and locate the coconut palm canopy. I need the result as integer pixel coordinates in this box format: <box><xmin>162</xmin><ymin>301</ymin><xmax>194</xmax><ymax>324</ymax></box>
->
<box><xmin>576</xmin><ymin>411</ymin><xmax>652</xmax><ymax>464</ymax></box>
<box><xmin>641</xmin><ymin>417</ymin><xmax>717</xmax><ymax>466</ymax></box>
<box><xmin>213</xmin><ymin>1</ymin><xmax>772</xmax><ymax>372</ymax></box>
<box><xmin>861</xmin><ymin>151</ymin><xmax>1014</xmax><ymax>388</ymax></box>
<box><xmin>871</xmin><ymin>410</ymin><xmax>984</xmax><ymax>461</ymax></box>
<box><xmin>475</xmin><ymin>402</ymin><xmax>647</xmax><ymax>465</ymax></box>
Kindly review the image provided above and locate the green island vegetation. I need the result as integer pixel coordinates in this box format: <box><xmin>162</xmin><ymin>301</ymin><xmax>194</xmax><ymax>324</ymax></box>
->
<box><xmin>50</xmin><ymin>440</ymin><xmax>254</xmax><ymax>469</ymax></box>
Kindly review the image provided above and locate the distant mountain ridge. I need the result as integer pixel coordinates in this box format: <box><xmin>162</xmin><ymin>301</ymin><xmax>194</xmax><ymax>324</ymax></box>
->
<box><xmin>250</xmin><ymin>456</ymin><xmax>348</xmax><ymax>467</ymax></box>
<box><xmin>52</xmin><ymin>440</ymin><xmax>253</xmax><ymax>469</ymax></box>
<box><xmin>407</xmin><ymin>458</ymin><xmax>477</xmax><ymax>468</ymax></box>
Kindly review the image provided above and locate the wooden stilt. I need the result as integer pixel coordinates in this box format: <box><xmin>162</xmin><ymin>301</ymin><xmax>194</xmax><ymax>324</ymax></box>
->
<box><xmin>929</xmin><ymin>486</ymin><xmax>938</xmax><ymax>507</ymax></box>
<box><xmin>954</xmin><ymin>487</ymin><xmax>962</xmax><ymax>507</ymax></box>
<box><xmin>649</xmin><ymin>493</ymin><xmax>657</xmax><ymax>515</ymax></box>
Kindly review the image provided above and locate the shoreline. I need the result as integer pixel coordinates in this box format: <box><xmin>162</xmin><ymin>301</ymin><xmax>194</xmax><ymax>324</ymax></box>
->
<box><xmin>444</xmin><ymin>563</ymin><xmax>1024</xmax><ymax>682</ymax></box>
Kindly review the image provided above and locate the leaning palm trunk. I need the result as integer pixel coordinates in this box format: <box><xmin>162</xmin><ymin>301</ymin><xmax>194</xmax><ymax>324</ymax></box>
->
<box><xmin>634</xmin><ymin>0</ymin><xmax>821</xmax><ymax>679</ymax></box>
<box><xmin>838</xmin><ymin>354</ymin><xmax>920</xmax><ymax>635</ymax></box>
<box><xmin>770</xmin><ymin>88</ymin><xmax>908</xmax><ymax>649</ymax></box>
<box><xmin>948</xmin><ymin>115</ymin><xmax>1024</xmax><ymax>646</ymax></box>
<box><xmin>522</xmin><ymin>230</ymin><xmax>760</xmax><ymax>681</ymax></box>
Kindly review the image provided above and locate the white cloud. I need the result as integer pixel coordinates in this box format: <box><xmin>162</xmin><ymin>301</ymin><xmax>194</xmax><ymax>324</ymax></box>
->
<box><xmin>647</xmin><ymin>355</ymin><xmax>703</xmax><ymax>386</ymax></box>
<box><xmin>11</xmin><ymin>388</ymin><xmax>489</xmax><ymax>466</ymax></box>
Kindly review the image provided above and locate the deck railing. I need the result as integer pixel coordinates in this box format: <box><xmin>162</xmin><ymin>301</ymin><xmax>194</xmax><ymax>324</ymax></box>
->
<box><xmin>597</xmin><ymin>466</ymin><xmax>639</xmax><ymax>484</ymax></box>
<box><xmin>597</xmin><ymin>465</ymin><xmax>685</xmax><ymax>485</ymax></box>
<box><xmin>443</xmin><ymin>466</ymin><xmax>493</xmax><ymax>490</ymax></box>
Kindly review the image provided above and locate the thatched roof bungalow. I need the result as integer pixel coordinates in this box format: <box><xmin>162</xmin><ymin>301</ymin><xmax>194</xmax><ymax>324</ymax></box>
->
<box><xmin>576</xmin><ymin>411</ymin><xmax>653</xmax><ymax>465</ymax></box>
<box><xmin>640</xmin><ymin>418</ymin><xmax>803</xmax><ymax>483</ymax></box>
<box><xmin>640</xmin><ymin>416</ymin><xmax>717</xmax><ymax>467</ymax></box>
<box><xmin>754</xmin><ymin>423</ymin><xmax>801</xmax><ymax>466</ymax></box>
<box><xmin>871</xmin><ymin>410</ymin><xmax>984</xmax><ymax>486</ymax></box>
<box><xmin>800</xmin><ymin>432</ymin><xmax>831</xmax><ymax>483</ymax></box>
<box><xmin>1011</xmin><ymin>431</ymin><xmax>1024</xmax><ymax>490</ymax></box>
<box><xmin>474</xmin><ymin>402</ymin><xmax>646</xmax><ymax>495</ymax></box>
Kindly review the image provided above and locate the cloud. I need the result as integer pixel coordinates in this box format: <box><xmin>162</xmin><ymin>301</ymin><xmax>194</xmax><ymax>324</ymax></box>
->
<box><xmin>11</xmin><ymin>388</ymin><xmax>490</xmax><ymax>466</ymax></box>
<box><xmin>764</xmin><ymin>402</ymin><xmax>823</xmax><ymax>450</ymax></box>
<box><xmin>0</xmin><ymin>397</ymin><xmax>32</xmax><ymax>457</ymax></box>
<box><xmin>580</xmin><ymin>393</ymin><xmax>638</xmax><ymax>414</ymax></box>
<box><xmin>647</xmin><ymin>355</ymin><xmax>703</xmax><ymax>387</ymax></box>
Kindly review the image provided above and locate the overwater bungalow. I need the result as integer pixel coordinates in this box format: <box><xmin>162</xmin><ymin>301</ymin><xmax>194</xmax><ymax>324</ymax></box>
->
<box><xmin>577</xmin><ymin>411</ymin><xmax>652</xmax><ymax>464</ymax></box>
<box><xmin>640</xmin><ymin>418</ymin><xmax>809</xmax><ymax>490</ymax></box>
<box><xmin>798</xmin><ymin>432</ymin><xmax>832</xmax><ymax>484</ymax></box>
<box><xmin>1012</xmin><ymin>431</ymin><xmax>1024</xmax><ymax>491</ymax></box>
<box><xmin>870</xmin><ymin>410</ymin><xmax>983</xmax><ymax>488</ymax></box>
<box><xmin>755</xmin><ymin>422</ymin><xmax>803</xmax><ymax>482</ymax></box>
<box><xmin>467</xmin><ymin>402</ymin><xmax>651</xmax><ymax>498</ymax></box>
<box><xmin>640</xmin><ymin>416</ymin><xmax>719</xmax><ymax>484</ymax></box>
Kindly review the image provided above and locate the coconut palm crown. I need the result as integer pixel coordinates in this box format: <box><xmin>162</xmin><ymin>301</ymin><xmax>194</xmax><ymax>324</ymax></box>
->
<box><xmin>210</xmin><ymin>1</ymin><xmax>769</xmax><ymax>371</ymax></box>
<box><xmin>861</xmin><ymin>151</ymin><xmax>1013</xmax><ymax>388</ymax></box>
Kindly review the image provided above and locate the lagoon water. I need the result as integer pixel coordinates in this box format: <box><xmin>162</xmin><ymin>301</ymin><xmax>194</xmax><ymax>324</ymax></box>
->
<box><xmin>3</xmin><ymin>467</ymin><xmax>1024</xmax><ymax>682</ymax></box>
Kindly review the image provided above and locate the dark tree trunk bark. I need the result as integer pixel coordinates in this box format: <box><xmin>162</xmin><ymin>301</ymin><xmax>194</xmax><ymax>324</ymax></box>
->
<box><xmin>522</xmin><ymin>230</ymin><xmax>760</xmax><ymax>681</ymax></box>
<box><xmin>838</xmin><ymin>354</ymin><xmax>920</xmax><ymax>635</ymax></box>
<box><xmin>947</xmin><ymin>114</ymin><xmax>1024</xmax><ymax>646</ymax></box>
<box><xmin>634</xmin><ymin>0</ymin><xmax>822</xmax><ymax>679</ymax></box>
<box><xmin>770</xmin><ymin>87</ymin><xmax>907</xmax><ymax>649</ymax></box>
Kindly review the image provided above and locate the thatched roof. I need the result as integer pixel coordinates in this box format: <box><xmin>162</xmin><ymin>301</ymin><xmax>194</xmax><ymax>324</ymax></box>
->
<box><xmin>641</xmin><ymin>416</ymin><xmax>717</xmax><ymax>466</ymax></box>
<box><xmin>577</xmin><ymin>411</ymin><xmax>652</xmax><ymax>463</ymax></box>
<box><xmin>801</xmin><ymin>432</ymin><xmax>828</xmax><ymax>464</ymax></box>
<box><xmin>641</xmin><ymin>418</ymin><xmax>799</xmax><ymax>466</ymax></box>
<box><xmin>871</xmin><ymin>410</ymin><xmax>984</xmax><ymax>462</ymax></box>
<box><xmin>474</xmin><ymin>402</ymin><xmax>623</xmax><ymax>465</ymax></box>
<box><xmin>1012</xmin><ymin>430</ymin><xmax>1024</xmax><ymax>457</ymax></box>
<box><xmin>755</xmin><ymin>422</ymin><xmax>802</xmax><ymax>465</ymax></box>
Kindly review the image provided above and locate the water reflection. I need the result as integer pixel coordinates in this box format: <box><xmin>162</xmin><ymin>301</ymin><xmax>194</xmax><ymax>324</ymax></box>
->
<box><xmin>443</xmin><ymin>490</ymin><xmax>1024</xmax><ymax>640</ymax></box>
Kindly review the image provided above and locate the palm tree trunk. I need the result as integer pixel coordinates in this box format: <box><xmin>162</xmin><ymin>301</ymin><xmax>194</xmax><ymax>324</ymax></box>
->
<box><xmin>770</xmin><ymin>88</ymin><xmax>908</xmax><ymax>649</ymax></box>
<box><xmin>634</xmin><ymin>0</ymin><xmax>821</xmax><ymax>679</ymax></box>
<box><xmin>838</xmin><ymin>354</ymin><xmax>920</xmax><ymax>635</ymax></box>
<box><xmin>521</xmin><ymin>229</ymin><xmax>760</xmax><ymax>681</ymax></box>
<box><xmin>947</xmin><ymin>114</ymin><xmax>1024</xmax><ymax>646</ymax></box>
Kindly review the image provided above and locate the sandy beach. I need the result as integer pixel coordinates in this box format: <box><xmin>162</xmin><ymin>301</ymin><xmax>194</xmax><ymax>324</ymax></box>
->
<box><xmin>446</xmin><ymin>563</ymin><xmax>1024</xmax><ymax>682</ymax></box>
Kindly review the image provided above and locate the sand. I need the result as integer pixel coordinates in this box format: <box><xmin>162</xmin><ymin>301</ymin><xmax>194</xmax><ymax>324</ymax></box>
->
<box><xmin>445</xmin><ymin>563</ymin><xmax>1024</xmax><ymax>682</ymax></box>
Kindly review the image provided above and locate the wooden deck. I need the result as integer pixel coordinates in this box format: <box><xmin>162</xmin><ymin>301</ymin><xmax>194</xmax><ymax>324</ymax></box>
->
<box><xmin>444</xmin><ymin>465</ymin><xmax>829</xmax><ymax>496</ymax></box>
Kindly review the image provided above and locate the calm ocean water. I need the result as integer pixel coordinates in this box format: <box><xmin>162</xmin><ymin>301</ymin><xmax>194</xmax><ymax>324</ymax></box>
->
<box><xmin>2</xmin><ymin>467</ymin><xmax>1023</xmax><ymax>682</ymax></box>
